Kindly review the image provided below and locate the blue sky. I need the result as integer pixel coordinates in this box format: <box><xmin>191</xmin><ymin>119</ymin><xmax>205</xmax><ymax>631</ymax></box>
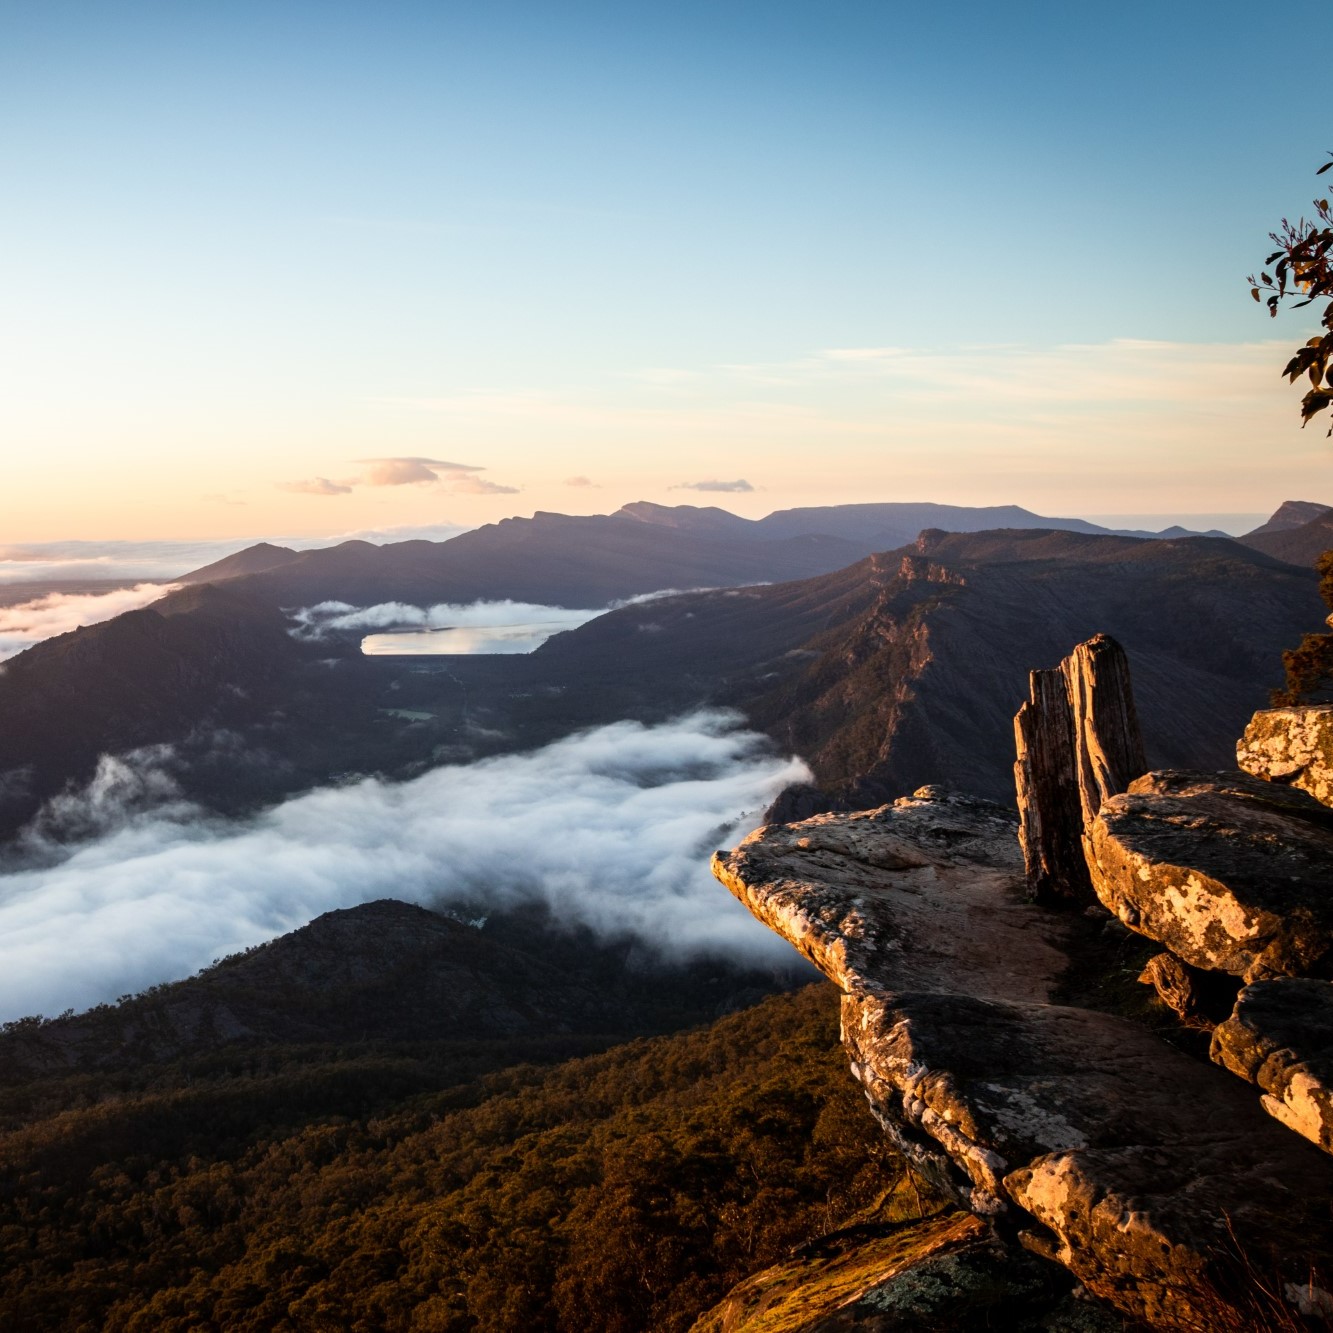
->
<box><xmin>0</xmin><ymin>1</ymin><xmax>1326</xmax><ymax>539</ymax></box>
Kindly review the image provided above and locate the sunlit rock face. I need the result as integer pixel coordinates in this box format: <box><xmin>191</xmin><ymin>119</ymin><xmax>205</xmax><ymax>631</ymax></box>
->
<box><xmin>1213</xmin><ymin>978</ymin><xmax>1333</xmax><ymax>1154</ymax></box>
<box><xmin>712</xmin><ymin>787</ymin><xmax>1333</xmax><ymax>1330</ymax></box>
<box><xmin>1085</xmin><ymin>770</ymin><xmax>1333</xmax><ymax>981</ymax></box>
<box><xmin>1238</xmin><ymin>704</ymin><xmax>1333</xmax><ymax>809</ymax></box>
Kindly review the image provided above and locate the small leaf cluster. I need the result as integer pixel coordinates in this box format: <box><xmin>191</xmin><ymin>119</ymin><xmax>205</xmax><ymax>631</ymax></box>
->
<box><xmin>1250</xmin><ymin>156</ymin><xmax>1333</xmax><ymax>433</ymax></box>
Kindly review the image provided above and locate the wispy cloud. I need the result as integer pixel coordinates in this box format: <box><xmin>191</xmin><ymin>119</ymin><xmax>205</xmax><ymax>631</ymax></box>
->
<box><xmin>444</xmin><ymin>475</ymin><xmax>520</xmax><ymax>495</ymax></box>
<box><xmin>0</xmin><ymin>713</ymin><xmax>807</xmax><ymax>1021</ymax></box>
<box><xmin>564</xmin><ymin>475</ymin><xmax>599</xmax><ymax>488</ymax></box>
<box><xmin>278</xmin><ymin>477</ymin><xmax>354</xmax><ymax>496</ymax></box>
<box><xmin>355</xmin><ymin>456</ymin><xmax>483</xmax><ymax>487</ymax></box>
<box><xmin>672</xmin><ymin>479</ymin><xmax>754</xmax><ymax>493</ymax></box>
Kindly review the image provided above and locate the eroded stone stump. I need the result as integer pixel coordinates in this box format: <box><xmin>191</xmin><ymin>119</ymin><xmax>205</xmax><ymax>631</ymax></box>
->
<box><xmin>1013</xmin><ymin>634</ymin><xmax>1146</xmax><ymax>903</ymax></box>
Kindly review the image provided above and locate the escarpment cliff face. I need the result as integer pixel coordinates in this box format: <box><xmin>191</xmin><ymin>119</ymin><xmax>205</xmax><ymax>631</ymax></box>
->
<box><xmin>710</xmin><ymin>638</ymin><xmax>1333</xmax><ymax>1330</ymax></box>
<box><xmin>736</xmin><ymin>528</ymin><xmax>1316</xmax><ymax>808</ymax></box>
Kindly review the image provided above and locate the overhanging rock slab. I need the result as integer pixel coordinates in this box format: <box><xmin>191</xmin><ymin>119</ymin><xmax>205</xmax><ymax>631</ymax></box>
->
<box><xmin>712</xmin><ymin>789</ymin><xmax>1333</xmax><ymax>1329</ymax></box>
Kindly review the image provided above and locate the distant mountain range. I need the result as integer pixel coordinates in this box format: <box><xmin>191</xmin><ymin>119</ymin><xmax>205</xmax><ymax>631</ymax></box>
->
<box><xmin>171</xmin><ymin>499</ymin><xmax>1239</xmax><ymax>607</ymax></box>
<box><xmin>0</xmin><ymin>504</ymin><xmax>1324</xmax><ymax>836</ymax></box>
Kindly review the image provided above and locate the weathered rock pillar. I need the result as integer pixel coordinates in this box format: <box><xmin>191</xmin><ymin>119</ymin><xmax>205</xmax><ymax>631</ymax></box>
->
<box><xmin>1014</xmin><ymin>634</ymin><xmax>1146</xmax><ymax>903</ymax></box>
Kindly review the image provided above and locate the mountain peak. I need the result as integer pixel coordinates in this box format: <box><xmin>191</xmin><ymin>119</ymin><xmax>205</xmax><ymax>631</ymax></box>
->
<box><xmin>615</xmin><ymin>501</ymin><xmax>753</xmax><ymax>533</ymax></box>
<box><xmin>1247</xmin><ymin>500</ymin><xmax>1333</xmax><ymax>537</ymax></box>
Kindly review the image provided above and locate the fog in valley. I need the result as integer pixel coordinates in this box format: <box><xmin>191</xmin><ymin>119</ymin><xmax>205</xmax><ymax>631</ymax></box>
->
<box><xmin>0</xmin><ymin>711</ymin><xmax>808</xmax><ymax>1023</ymax></box>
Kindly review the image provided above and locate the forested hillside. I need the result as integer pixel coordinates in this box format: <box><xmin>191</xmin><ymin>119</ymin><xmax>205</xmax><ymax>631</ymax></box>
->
<box><xmin>0</xmin><ymin>985</ymin><xmax>930</xmax><ymax>1332</ymax></box>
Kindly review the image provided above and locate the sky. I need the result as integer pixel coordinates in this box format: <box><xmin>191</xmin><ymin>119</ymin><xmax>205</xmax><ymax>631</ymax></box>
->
<box><xmin>1</xmin><ymin>0</ymin><xmax>1328</xmax><ymax>542</ymax></box>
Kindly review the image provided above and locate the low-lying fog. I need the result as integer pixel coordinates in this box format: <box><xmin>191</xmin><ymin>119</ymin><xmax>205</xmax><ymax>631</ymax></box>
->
<box><xmin>292</xmin><ymin>598</ymin><xmax>606</xmax><ymax>654</ymax></box>
<box><xmin>0</xmin><ymin>712</ymin><xmax>808</xmax><ymax>1023</ymax></box>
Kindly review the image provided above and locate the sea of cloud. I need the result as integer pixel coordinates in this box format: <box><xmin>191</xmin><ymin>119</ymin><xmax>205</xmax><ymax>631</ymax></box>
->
<box><xmin>0</xmin><ymin>712</ymin><xmax>808</xmax><ymax>1023</ymax></box>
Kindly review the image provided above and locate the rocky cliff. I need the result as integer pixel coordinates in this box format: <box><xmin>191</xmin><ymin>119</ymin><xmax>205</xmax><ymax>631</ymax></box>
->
<box><xmin>707</xmin><ymin>638</ymin><xmax>1333</xmax><ymax>1330</ymax></box>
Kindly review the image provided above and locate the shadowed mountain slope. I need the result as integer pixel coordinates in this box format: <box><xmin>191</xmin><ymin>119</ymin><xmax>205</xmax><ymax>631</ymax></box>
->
<box><xmin>0</xmin><ymin>900</ymin><xmax>800</xmax><ymax>1094</ymax></box>
<box><xmin>535</xmin><ymin>528</ymin><xmax>1320</xmax><ymax>806</ymax></box>
<box><xmin>177</xmin><ymin>510</ymin><xmax>871</xmax><ymax>608</ymax></box>
<box><xmin>1241</xmin><ymin>506</ymin><xmax>1333</xmax><ymax>567</ymax></box>
<box><xmin>1243</xmin><ymin>498</ymin><xmax>1332</xmax><ymax>538</ymax></box>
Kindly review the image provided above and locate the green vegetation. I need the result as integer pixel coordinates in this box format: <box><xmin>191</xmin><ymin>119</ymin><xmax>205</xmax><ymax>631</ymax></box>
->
<box><xmin>1275</xmin><ymin>549</ymin><xmax>1333</xmax><ymax>704</ymax></box>
<box><xmin>1251</xmin><ymin>155</ymin><xmax>1333</xmax><ymax>435</ymax></box>
<box><xmin>0</xmin><ymin>984</ymin><xmax>935</xmax><ymax>1332</ymax></box>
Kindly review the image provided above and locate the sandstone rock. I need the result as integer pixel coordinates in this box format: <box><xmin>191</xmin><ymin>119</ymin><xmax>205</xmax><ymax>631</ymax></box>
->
<box><xmin>1238</xmin><ymin>704</ymin><xmax>1333</xmax><ymax>808</ymax></box>
<box><xmin>690</xmin><ymin>1210</ymin><xmax>1116</xmax><ymax>1332</ymax></box>
<box><xmin>714</xmin><ymin>790</ymin><xmax>1333</xmax><ymax>1329</ymax></box>
<box><xmin>1136</xmin><ymin>952</ymin><xmax>1234</xmax><ymax>1031</ymax></box>
<box><xmin>1212</xmin><ymin>977</ymin><xmax>1333</xmax><ymax>1154</ymax></box>
<box><xmin>1086</xmin><ymin>770</ymin><xmax>1333</xmax><ymax>980</ymax></box>
<box><xmin>1014</xmin><ymin>667</ymin><xmax>1089</xmax><ymax>902</ymax></box>
<box><xmin>1013</xmin><ymin>635</ymin><xmax>1145</xmax><ymax>903</ymax></box>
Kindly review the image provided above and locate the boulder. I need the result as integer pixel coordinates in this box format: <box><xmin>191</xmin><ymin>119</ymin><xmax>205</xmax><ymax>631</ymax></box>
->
<box><xmin>713</xmin><ymin>789</ymin><xmax>1333</xmax><ymax>1329</ymax></box>
<box><xmin>1013</xmin><ymin>635</ymin><xmax>1146</xmax><ymax>903</ymax></box>
<box><xmin>1238</xmin><ymin>704</ymin><xmax>1333</xmax><ymax>808</ymax></box>
<box><xmin>1212</xmin><ymin>977</ymin><xmax>1333</xmax><ymax>1154</ymax></box>
<box><xmin>1085</xmin><ymin>770</ymin><xmax>1333</xmax><ymax>981</ymax></box>
<box><xmin>1136</xmin><ymin>952</ymin><xmax>1237</xmax><ymax>1031</ymax></box>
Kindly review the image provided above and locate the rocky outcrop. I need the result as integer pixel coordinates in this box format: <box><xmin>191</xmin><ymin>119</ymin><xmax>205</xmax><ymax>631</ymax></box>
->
<box><xmin>1013</xmin><ymin>635</ymin><xmax>1145</xmax><ymax>902</ymax></box>
<box><xmin>1212</xmin><ymin>978</ymin><xmax>1333</xmax><ymax>1154</ymax></box>
<box><xmin>712</xmin><ymin>789</ymin><xmax>1333</xmax><ymax>1329</ymax></box>
<box><xmin>690</xmin><ymin>1211</ymin><xmax>1119</xmax><ymax>1332</ymax></box>
<box><xmin>1238</xmin><ymin>704</ymin><xmax>1333</xmax><ymax>808</ymax></box>
<box><xmin>1085</xmin><ymin>770</ymin><xmax>1333</xmax><ymax>981</ymax></box>
<box><xmin>1135</xmin><ymin>952</ymin><xmax>1235</xmax><ymax>1031</ymax></box>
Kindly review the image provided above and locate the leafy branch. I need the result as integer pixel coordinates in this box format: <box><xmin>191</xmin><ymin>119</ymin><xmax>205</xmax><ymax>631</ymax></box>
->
<box><xmin>1250</xmin><ymin>155</ymin><xmax>1333</xmax><ymax>434</ymax></box>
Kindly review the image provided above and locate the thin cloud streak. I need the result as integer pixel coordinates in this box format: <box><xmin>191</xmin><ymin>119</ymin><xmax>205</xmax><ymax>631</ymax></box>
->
<box><xmin>672</xmin><ymin>479</ymin><xmax>755</xmax><ymax>494</ymax></box>
<box><xmin>0</xmin><ymin>713</ymin><xmax>808</xmax><ymax>1022</ymax></box>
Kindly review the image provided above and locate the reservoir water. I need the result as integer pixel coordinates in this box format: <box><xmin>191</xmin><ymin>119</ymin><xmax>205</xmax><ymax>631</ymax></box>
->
<box><xmin>360</xmin><ymin>616</ymin><xmax>597</xmax><ymax>655</ymax></box>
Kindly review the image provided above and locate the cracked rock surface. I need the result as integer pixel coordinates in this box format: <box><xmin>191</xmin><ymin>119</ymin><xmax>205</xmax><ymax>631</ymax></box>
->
<box><xmin>1238</xmin><ymin>704</ymin><xmax>1333</xmax><ymax>808</ymax></box>
<box><xmin>1085</xmin><ymin>770</ymin><xmax>1333</xmax><ymax>981</ymax></box>
<box><xmin>712</xmin><ymin>788</ymin><xmax>1333</xmax><ymax>1330</ymax></box>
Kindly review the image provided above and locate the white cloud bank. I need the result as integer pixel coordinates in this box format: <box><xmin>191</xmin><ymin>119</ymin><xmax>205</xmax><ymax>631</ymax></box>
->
<box><xmin>290</xmin><ymin>598</ymin><xmax>606</xmax><ymax>640</ymax></box>
<box><xmin>0</xmin><ymin>712</ymin><xmax>808</xmax><ymax>1022</ymax></box>
<box><xmin>0</xmin><ymin>583</ymin><xmax>177</xmax><ymax>661</ymax></box>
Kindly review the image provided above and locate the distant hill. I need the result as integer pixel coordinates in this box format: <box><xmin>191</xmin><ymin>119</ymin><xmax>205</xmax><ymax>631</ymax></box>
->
<box><xmin>1240</xmin><ymin>501</ymin><xmax>1333</xmax><ymax>567</ymax></box>
<box><xmin>0</xmin><ymin>900</ymin><xmax>800</xmax><ymax>1086</ymax></box>
<box><xmin>176</xmin><ymin>510</ymin><xmax>872</xmax><ymax>608</ymax></box>
<box><xmin>1243</xmin><ymin>499</ymin><xmax>1333</xmax><ymax>538</ymax></box>
<box><xmin>175</xmin><ymin>540</ymin><xmax>303</xmax><ymax>584</ymax></box>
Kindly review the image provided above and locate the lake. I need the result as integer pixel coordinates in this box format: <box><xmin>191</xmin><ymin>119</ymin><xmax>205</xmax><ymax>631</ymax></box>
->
<box><xmin>360</xmin><ymin>618</ymin><xmax>593</xmax><ymax>656</ymax></box>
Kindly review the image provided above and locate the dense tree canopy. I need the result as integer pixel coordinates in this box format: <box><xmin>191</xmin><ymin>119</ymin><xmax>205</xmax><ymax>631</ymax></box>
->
<box><xmin>1251</xmin><ymin>155</ymin><xmax>1333</xmax><ymax>434</ymax></box>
